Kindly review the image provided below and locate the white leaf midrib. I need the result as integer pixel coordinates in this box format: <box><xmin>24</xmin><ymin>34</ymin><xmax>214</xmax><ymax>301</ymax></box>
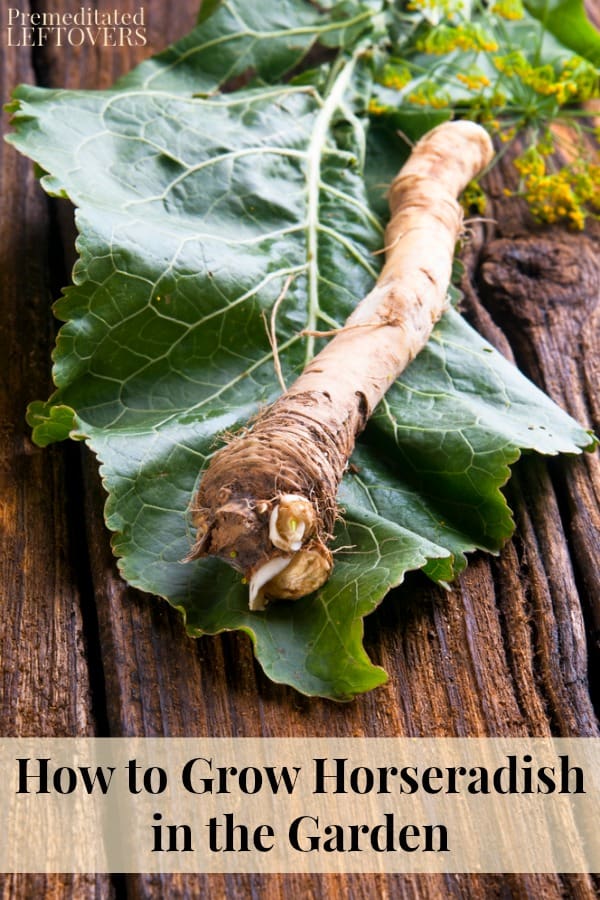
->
<box><xmin>304</xmin><ymin>54</ymin><xmax>359</xmax><ymax>364</ymax></box>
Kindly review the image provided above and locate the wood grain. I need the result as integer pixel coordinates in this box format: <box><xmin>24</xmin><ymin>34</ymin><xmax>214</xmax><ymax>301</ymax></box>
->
<box><xmin>0</xmin><ymin>9</ymin><xmax>111</xmax><ymax>898</ymax></box>
<box><xmin>1</xmin><ymin>1</ymin><xmax>599</xmax><ymax>897</ymax></box>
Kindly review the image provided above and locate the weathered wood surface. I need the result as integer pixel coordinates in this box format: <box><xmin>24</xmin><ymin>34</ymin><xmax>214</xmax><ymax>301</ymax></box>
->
<box><xmin>1</xmin><ymin>2</ymin><xmax>599</xmax><ymax>898</ymax></box>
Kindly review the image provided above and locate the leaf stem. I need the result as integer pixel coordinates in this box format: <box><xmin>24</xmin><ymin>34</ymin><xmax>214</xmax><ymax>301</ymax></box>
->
<box><xmin>305</xmin><ymin>54</ymin><xmax>360</xmax><ymax>364</ymax></box>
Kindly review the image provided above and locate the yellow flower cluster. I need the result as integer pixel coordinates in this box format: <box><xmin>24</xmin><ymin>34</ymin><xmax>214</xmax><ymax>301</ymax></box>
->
<box><xmin>464</xmin><ymin>89</ymin><xmax>507</xmax><ymax>132</ymax></box>
<box><xmin>511</xmin><ymin>148</ymin><xmax>600</xmax><ymax>230</ymax></box>
<box><xmin>367</xmin><ymin>98</ymin><xmax>388</xmax><ymax>116</ymax></box>
<box><xmin>407</xmin><ymin>83</ymin><xmax>451</xmax><ymax>108</ymax></box>
<box><xmin>493</xmin><ymin>53</ymin><xmax>598</xmax><ymax>106</ymax></box>
<box><xmin>379</xmin><ymin>64</ymin><xmax>413</xmax><ymax>91</ymax></box>
<box><xmin>490</xmin><ymin>0</ymin><xmax>524</xmax><ymax>20</ymax></box>
<box><xmin>559</xmin><ymin>56</ymin><xmax>598</xmax><ymax>102</ymax></box>
<box><xmin>535</xmin><ymin>129</ymin><xmax>556</xmax><ymax>156</ymax></box>
<box><xmin>417</xmin><ymin>23</ymin><xmax>498</xmax><ymax>55</ymax></box>
<box><xmin>461</xmin><ymin>180</ymin><xmax>487</xmax><ymax>214</ymax></box>
<box><xmin>499</xmin><ymin>126</ymin><xmax>517</xmax><ymax>143</ymax></box>
<box><xmin>457</xmin><ymin>71</ymin><xmax>492</xmax><ymax>91</ymax></box>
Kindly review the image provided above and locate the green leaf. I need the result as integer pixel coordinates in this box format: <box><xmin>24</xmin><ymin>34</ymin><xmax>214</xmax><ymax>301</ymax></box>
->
<box><xmin>7</xmin><ymin>1</ymin><xmax>594</xmax><ymax>698</ymax></box>
<box><xmin>26</xmin><ymin>401</ymin><xmax>78</xmax><ymax>447</ymax></box>
<box><xmin>118</xmin><ymin>0</ymin><xmax>381</xmax><ymax>93</ymax></box>
<box><xmin>351</xmin><ymin>309</ymin><xmax>593</xmax><ymax>574</ymax></box>
<box><xmin>525</xmin><ymin>0</ymin><xmax>600</xmax><ymax>65</ymax></box>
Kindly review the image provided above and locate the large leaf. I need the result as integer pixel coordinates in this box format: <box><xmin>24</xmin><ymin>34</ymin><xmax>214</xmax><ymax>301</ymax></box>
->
<box><xmin>525</xmin><ymin>0</ymin><xmax>600</xmax><ymax>65</ymax></box>
<box><xmin>118</xmin><ymin>0</ymin><xmax>382</xmax><ymax>93</ymax></box>
<box><xmin>9</xmin><ymin>1</ymin><xmax>593</xmax><ymax>698</ymax></box>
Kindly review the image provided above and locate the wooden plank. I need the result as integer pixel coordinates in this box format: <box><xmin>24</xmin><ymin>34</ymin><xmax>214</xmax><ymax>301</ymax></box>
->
<box><xmin>3</xmin><ymin>1</ymin><xmax>598</xmax><ymax>897</ymax></box>
<box><xmin>0</xmin><ymin>23</ymin><xmax>92</xmax><ymax>740</ymax></box>
<box><xmin>0</xmin><ymin>12</ymin><xmax>112</xmax><ymax>900</ymax></box>
<box><xmin>469</xmin><ymin>151</ymin><xmax>600</xmax><ymax>722</ymax></box>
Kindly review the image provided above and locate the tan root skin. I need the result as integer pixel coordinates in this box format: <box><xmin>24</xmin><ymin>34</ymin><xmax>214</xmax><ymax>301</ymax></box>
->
<box><xmin>188</xmin><ymin>121</ymin><xmax>494</xmax><ymax>610</ymax></box>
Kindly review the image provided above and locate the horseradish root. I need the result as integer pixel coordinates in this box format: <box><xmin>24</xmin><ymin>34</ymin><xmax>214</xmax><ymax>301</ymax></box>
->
<box><xmin>188</xmin><ymin>120</ymin><xmax>494</xmax><ymax>609</ymax></box>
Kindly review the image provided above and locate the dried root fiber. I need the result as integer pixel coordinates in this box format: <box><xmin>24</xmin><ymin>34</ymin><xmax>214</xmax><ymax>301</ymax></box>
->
<box><xmin>187</xmin><ymin>120</ymin><xmax>494</xmax><ymax>609</ymax></box>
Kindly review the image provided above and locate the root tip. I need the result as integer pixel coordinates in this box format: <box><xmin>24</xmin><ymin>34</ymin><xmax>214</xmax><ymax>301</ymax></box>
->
<box><xmin>269</xmin><ymin>494</ymin><xmax>316</xmax><ymax>553</ymax></box>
